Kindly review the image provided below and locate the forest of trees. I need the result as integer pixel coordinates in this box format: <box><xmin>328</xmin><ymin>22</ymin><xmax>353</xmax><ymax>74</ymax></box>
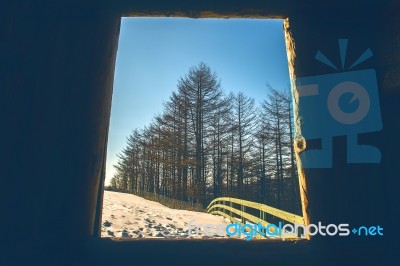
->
<box><xmin>108</xmin><ymin>62</ymin><xmax>301</xmax><ymax>215</ymax></box>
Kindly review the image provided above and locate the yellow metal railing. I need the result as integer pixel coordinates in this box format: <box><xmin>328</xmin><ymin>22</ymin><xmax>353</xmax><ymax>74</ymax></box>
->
<box><xmin>207</xmin><ymin>197</ymin><xmax>305</xmax><ymax>239</ymax></box>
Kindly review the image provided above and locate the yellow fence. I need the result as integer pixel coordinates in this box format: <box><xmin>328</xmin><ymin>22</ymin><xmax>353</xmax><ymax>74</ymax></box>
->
<box><xmin>207</xmin><ymin>197</ymin><xmax>305</xmax><ymax>239</ymax></box>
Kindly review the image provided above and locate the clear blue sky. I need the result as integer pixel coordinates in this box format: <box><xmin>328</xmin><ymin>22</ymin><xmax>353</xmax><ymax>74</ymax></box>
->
<box><xmin>106</xmin><ymin>17</ymin><xmax>290</xmax><ymax>185</ymax></box>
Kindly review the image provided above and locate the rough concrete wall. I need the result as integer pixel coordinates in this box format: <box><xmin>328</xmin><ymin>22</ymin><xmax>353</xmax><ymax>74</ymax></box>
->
<box><xmin>0</xmin><ymin>0</ymin><xmax>398</xmax><ymax>265</ymax></box>
<box><xmin>106</xmin><ymin>0</ymin><xmax>390</xmax><ymax>18</ymax></box>
<box><xmin>283</xmin><ymin>19</ymin><xmax>311</xmax><ymax>235</ymax></box>
<box><xmin>0</xmin><ymin>4</ymin><xmax>120</xmax><ymax>260</ymax></box>
<box><xmin>285</xmin><ymin>2</ymin><xmax>398</xmax><ymax>257</ymax></box>
<box><xmin>374</xmin><ymin>0</ymin><xmax>400</xmax><ymax>258</ymax></box>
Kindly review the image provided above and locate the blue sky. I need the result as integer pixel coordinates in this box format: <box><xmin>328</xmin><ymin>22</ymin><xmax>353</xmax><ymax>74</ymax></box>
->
<box><xmin>106</xmin><ymin>17</ymin><xmax>290</xmax><ymax>185</ymax></box>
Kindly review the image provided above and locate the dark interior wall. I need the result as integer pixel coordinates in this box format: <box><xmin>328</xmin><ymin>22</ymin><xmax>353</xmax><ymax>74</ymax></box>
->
<box><xmin>0</xmin><ymin>0</ymin><xmax>398</xmax><ymax>265</ymax></box>
<box><xmin>374</xmin><ymin>0</ymin><xmax>400</xmax><ymax>258</ymax></box>
<box><xmin>286</xmin><ymin>13</ymin><xmax>386</xmax><ymax>230</ymax></box>
<box><xmin>283</xmin><ymin>6</ymin><xmax>399</xmax><ymax>262</ymax></box>
<box><xmin>1</xmin><ymin>2</ymin><xmax>120</xmax><ymax>262</ymax></box>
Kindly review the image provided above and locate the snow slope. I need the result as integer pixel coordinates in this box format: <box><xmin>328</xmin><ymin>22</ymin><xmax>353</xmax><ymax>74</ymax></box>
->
<box><xmin>101</xmin><ymin>190</ymin><xmax>232</xmax><ymax>239</ymax></box>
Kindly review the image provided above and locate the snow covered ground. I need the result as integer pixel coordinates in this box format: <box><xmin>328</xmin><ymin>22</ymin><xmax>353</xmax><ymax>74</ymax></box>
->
<box><xmin>101</xmin><ymin>190</ymin><xmax>233</xmax><ymax>239</ymax></box>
